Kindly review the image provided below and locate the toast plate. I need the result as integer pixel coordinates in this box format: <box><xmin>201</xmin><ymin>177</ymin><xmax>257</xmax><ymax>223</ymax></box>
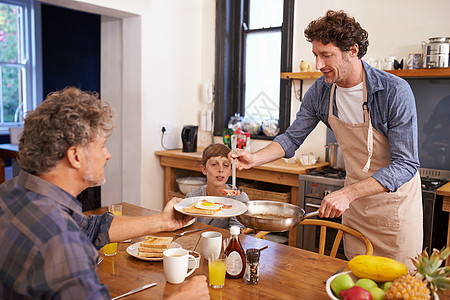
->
<box><xmin>174</xmin><ymin>196</ymin><xmax>247</xmax><ymax>218</ymax></box>
<box><xmin>126</xmin><ymin>241</ymin><xmax>182</xmax><ymax>261</ymax></box>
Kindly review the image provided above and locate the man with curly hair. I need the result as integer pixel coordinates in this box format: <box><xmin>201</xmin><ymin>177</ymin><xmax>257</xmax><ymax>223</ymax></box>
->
<box><xmin>0</xmin><ymin>87</ymin><xmax>209</xmax><ymax>299</ymax></box>
<box><xmin>232</xmin><ymin>10</ymin><xmax>422</xmax><ymax>269</ymax></box>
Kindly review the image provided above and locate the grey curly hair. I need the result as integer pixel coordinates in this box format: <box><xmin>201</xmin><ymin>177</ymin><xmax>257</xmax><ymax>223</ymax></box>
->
<box><xmin>18</xmin><ymin>87</ymin><xmax>116</xmax><ymax>175</ymax></box>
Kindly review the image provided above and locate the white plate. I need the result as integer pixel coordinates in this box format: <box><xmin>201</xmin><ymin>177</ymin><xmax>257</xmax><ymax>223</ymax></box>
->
<box><xmin>182</xmin><ymin>218</ymin><xmax>195</xmax><ymax>228</ymax></box>
<box><xmin>126</xmin><ymin>241</ymin><xmax>182</xmax><ymax>261</ymax></box>
<box><xmin>174</xmin><ymin>196</ymin><xmax>247</xmax><ymax>218</ymax></box>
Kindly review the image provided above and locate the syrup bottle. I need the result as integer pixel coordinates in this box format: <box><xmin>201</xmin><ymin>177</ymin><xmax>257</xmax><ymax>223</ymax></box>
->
<box><xmin>224</xmin><ymin>226</ymin><xmax>246</xmax><ymax>279</ymax></box>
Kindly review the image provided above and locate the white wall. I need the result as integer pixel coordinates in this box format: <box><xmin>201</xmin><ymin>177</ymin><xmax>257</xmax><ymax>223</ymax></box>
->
<box><xmin>43</xmin><ymin>0</ymin><xmax>449</xmax><ymax>212</ymax></box>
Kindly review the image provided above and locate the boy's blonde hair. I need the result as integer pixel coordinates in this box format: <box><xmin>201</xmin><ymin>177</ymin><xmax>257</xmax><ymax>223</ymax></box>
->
<box><xmin>202</xmin><ymin>143</ymin><xmax>231</xmax><ymax>166</ymax></box>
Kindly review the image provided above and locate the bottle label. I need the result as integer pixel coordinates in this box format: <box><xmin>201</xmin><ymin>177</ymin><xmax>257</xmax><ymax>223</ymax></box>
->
<box><xmin>244</xmin><ymin>265</ymin><xmax>251</xmax><ymax>281</ymax></box>
<box><xmin>226</xmin><ymin>251</ymin><xmax>243</xmax><ymax>275</ymax></box>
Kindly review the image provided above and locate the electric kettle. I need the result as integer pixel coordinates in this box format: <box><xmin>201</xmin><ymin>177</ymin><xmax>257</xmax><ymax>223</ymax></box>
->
<box><xmin>181</xmin><ymin>125</ymin><xmax>198</xmax><ymax>152</ymax></box>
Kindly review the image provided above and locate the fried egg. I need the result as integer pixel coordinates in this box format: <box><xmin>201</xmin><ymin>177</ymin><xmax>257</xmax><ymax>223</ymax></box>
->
<box><xmin>195</xmin><ymin>201</ymin><xmax>223</xmax><ymax>210</ymax></box>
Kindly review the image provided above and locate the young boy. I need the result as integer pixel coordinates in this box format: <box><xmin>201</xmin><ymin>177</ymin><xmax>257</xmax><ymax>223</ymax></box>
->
<box><xmin>185</xmin><ymin>143</ymin><xmax>249</xmax><ymax>229</ymax></box>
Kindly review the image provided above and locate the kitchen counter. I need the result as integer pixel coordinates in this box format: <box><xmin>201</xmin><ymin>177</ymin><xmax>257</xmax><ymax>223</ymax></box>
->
<box><xmin>438</xmin><ymin>182</ymin><xmax>450</xmax><ymax>266</ymax></box>
<box><xmin>155</xmin><ymin>149</ymin><xmax>328</xmax><ymax>246</ymax></box>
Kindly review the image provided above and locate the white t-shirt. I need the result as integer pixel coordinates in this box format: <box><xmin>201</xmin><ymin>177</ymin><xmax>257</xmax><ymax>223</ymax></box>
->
<box><xmin>335</xmin><ymin>81</ymin><xmax>364</xmax><ymax>124</ymax></box>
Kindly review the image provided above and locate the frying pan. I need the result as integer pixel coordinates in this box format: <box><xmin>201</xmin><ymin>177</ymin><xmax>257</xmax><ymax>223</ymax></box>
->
<box><xmin>237</xmin><ymin>201</ymin><xmax>319</xmax><ymax>232</ymax></box>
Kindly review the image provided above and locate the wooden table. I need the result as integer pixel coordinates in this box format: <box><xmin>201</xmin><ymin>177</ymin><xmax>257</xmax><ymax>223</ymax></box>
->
<box><xmin>0</xmin><ymin>143</ymin><xmax>18</xmax><ymax>183</ymax></box>
<box><xmin>86</xmin><ymin>203</ymin><xmax>350</xmax><ymax>299</ymax></box>
<box><xmin>439</xmin><ymin>182</ymin><xmax>450</xmax><ymax>266</ymax></box>
<box><xmin>155</xmin><ymin>149</ymin><xmax>328</xmax><ymax>246</ymax></box>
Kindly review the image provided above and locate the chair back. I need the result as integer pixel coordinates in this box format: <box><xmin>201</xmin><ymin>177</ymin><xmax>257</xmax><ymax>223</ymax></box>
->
<box><xmin>298</xmin><ymin>219</ymin><xmax>373</xmax><ymax>258</ymax></box>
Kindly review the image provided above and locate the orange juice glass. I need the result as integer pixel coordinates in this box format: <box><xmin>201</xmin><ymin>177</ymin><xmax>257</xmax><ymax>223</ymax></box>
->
<box><xmin>208</xmin><ymin>254</ymin><xmax>226</xmax><ymax>288</ymax></box>
<box><xmin>103</xmin><ymin>205</ymin><xmax>122</xmax><ymax>256</ymax></box>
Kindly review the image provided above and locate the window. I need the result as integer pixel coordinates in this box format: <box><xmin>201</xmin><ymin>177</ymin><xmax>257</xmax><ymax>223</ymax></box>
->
<box><xmin>214</xmin><ymin>0</ymin><xmax>294</xmax><ymax>139</ymax></box>
<box><xmin>0</xmin><ymin>0</ymin><xmax>37</xmax><ymax>130</ymax></box>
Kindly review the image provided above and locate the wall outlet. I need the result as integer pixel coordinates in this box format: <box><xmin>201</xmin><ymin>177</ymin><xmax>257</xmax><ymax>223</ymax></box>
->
<box><xmin>160</xmin><ymin>121</ymin><xmax>170</xmax><ymax>135</ymax></box>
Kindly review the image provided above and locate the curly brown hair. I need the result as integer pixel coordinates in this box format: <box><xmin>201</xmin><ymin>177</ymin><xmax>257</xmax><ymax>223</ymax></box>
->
<box><xmin>18</xmin><ymin>87</ymin><xmax>116</xmax><ymax>175</ymax></box>
<box><xmin>201</xmin><ymin>143</ymin><xmax>231</xmax><ymax>166</ymax></box>
<box><xmin>304</xmin><ymin>10</ymin><xmax>369</xmax><ymax>59</ymax></box>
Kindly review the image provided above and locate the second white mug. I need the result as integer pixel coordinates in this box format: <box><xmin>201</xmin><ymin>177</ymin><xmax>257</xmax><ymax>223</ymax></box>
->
<box><xmin>201</xmin><ymin>231</ymin><xmax>222</xmax><ymax>260</ymax></box>
<box><xmin>163</xmin><ymin>248</ymin><xmax>197</xmax><ymax>284</ymax></box>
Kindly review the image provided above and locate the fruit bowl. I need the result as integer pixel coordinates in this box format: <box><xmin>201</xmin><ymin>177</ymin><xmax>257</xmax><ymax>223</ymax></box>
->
<box><xmin>326</xmin><ymin>271</ymin><xmax>440</xmax><ymax>300</ymax></box>
<box><xmin>326</xmin><ymin>271</ymin><xmax>358</xmax><ymax>300</ymax></box>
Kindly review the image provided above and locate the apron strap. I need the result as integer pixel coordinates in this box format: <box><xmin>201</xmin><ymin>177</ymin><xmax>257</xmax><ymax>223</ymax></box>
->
<box><xmin>362</xmin><ymin>101</ymin><xmax>373</xmax><ymax>172</ymax></box>
<box><xmin>361</xmin><ymin>73</ymin><xmax>372</xmax><ymax>172</ymax></box>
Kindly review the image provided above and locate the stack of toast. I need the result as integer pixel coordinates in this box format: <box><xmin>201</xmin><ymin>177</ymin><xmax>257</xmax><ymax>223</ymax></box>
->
<box><xmin>137</xmin><ymin>236</ymin><xmax>173</xmax><ymax>258</ymax></box>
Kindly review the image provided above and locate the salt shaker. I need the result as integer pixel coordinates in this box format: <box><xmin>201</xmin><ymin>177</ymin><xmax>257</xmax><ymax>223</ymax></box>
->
<box><xmin>244</xmin><ymin>248</ymin><xmax>260</xmax><ymax>285</ymax></box>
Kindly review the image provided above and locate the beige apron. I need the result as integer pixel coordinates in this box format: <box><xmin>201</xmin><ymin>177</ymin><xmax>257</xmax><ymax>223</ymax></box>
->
<box><xmin>328</xmin><ymin>74</ymin><xmax>422</xmax><ymax>270</ymax></box>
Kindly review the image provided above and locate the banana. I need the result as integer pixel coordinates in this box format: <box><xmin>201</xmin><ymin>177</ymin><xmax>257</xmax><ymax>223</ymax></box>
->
<box><xmin>348</xmin><ymin>255</ymin><xmax>408</xmax><ymax>282</ymax></box>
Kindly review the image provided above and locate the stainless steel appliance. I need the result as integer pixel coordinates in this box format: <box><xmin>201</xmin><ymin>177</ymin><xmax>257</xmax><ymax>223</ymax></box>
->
<box><xmin>422</xmin><ymin>37</ymin><xmax>450</xmax><ymax>68</ymax></box>
<box><xmin>297</xmin><ymin>169</ymin><xmax>346</xmax><ymax>258</ymax></box>
<box><xmin>297</xmin><ymin>168</ymin><xmax>449</xmax><ymax>258</ymax></box>
<box><xmin>420</xmin><ymin>169</ymin><xmax>450</xmax><ymax>253</ymax></box>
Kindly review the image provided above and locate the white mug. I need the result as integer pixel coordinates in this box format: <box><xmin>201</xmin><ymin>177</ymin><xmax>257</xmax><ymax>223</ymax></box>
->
<box><xmin>163</xmin><ymin>248</ymin><xmax>197</xmax><ymax>284</ymax></box>
<box><xmin>201</xmin><ymin>231</ymin><xmax>222</xmax><ymax>260</ymax></box>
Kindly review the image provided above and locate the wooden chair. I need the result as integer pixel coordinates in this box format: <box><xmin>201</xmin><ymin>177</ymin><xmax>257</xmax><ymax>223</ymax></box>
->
<box><xmin>241</xmin><ymin>228</ymin><xmax>270</xmax><ymax>239</ymax></box>
<box><xmin>298</xmin><ymin>219</ymin><xmax>373</xmax><ymax>258</ymax></box>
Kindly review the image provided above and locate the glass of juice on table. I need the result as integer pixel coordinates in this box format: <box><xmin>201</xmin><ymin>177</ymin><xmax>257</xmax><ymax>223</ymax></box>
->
<box><xmin>208</xmin><ymin>254</ymin><xmax>226</xmax><ymax>288</ymax></box>
<box><xmin>103</xmin><ymin>204</ymin><xmax>122</xmax><ymax>256</ymax></box>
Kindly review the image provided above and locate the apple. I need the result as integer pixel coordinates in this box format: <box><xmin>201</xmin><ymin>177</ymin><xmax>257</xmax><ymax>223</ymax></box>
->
<box><xmin>369</xmin><ymin>287</ymin><xmax>385</xmax><ymax>300</ymax></box>
<box><xmin>356</xmin><ymin>278</ymin><xmax>378</xmax><ymax>291</ymax></box>
<box><xmin>331</xmin><ymin>274</ymin><xmax>355</xmax><ymax>297</ymax></box>
<box><xmin>340</xmin><ymin>286</ymin><xmax>373</xmax><ymax>300</ymax></box>
<box><xmin>381</xmin><ymin>281</ymin><xmax>392</xmax><ymax>291</ymax></box>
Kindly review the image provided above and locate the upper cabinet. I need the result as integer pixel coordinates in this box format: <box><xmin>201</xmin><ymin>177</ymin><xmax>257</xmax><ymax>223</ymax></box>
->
<box><xmin>281</xmin><ymin>68</ymin><xmax>450</xmax><ymax>80</ymax></box>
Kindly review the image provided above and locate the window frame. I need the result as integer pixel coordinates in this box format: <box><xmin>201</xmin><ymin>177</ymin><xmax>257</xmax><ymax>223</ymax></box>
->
<box><xmin>0</xmin><ymin>0</ymin><xmax>39</xmax><ymax>132</ymax></box>
<box><xmin>214</xmin><ymin>0</ymin><xmax>294</xmax><ymax>139</ymax></box>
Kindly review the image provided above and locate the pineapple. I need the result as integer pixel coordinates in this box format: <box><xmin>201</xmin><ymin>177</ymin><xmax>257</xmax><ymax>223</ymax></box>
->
<box><xmin>385</xmin><ymin>247</ymin><xmax>450</xmax><ymax>300</ymax></box>
<box><xmin>385</xmin><ymin>274</ymin><xmax>430</xmax><ymax>299</ymax></box>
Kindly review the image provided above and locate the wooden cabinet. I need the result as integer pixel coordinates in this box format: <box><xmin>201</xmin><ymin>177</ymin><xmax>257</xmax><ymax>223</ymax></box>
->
<box><xmin>155</xmin><ymin>149</ymin><xmax>329</xmax><ymax>246</ymax></box>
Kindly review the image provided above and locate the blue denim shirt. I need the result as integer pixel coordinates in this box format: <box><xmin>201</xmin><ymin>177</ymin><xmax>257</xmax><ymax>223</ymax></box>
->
<box><xmin>275</xmin><ymin>61</ymin><xmax>419</xmax><ymax>192</ymax></box>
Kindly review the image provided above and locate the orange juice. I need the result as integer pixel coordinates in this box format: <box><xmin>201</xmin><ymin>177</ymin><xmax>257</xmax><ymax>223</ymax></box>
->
<box><xmin>103</xmin><ymin>205</ymin><xmax>122</xmax><ymax>256</ymax></box>
<box><xmin>208</xmin><ymin>259</ymin><xmax>226</xmax><ymax>288</ymax></box>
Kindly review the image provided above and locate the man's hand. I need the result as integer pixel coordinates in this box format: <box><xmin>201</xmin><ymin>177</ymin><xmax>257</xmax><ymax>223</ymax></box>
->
<box><xmin>160</xmin><ymin>197</ymin><xmax>193</xmax><ymax>232</ymax></box>
<box><xmin>228</xmin><ymin>148</ymin><xmax>255</xmax><ymax>171</ymax></box>
<box><xmin>165</xmin><ymin>275</ymin><xmax>210</xmax><ymax>300</ymax></box>
<box><xmin>319</xmin><ymin>189</ymin><xmax>351</xmax><ymax>218</ymax></box>
<box><xmin>228</xmin><ymin>141</ymin><xmax>285</xmax><ymax>171</ymax></box>
<box><xmin>318</xmin><ymin>177</ymin><xmax>388</xmax><ymax>218</ymax></box>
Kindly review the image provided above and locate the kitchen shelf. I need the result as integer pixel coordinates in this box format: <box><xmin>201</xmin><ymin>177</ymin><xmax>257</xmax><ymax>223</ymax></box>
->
<box><xmin>280</xmin><ymin>72</ymin><xmax>322</xmax><ymax>80</ymax></box>
<box><xmin>281</xmin><ymin>68</ymin><xmax>450</xmax><ymax>81</ymax></box>
<box><xmin>386</xmin><ymin>68</ymin><xmax>450</xmax><ymax>78</ymax></box>
<box><xmin>281</xmin><ymin>68</ymin><xmax>450</xmax><ymax>101</ymax></box>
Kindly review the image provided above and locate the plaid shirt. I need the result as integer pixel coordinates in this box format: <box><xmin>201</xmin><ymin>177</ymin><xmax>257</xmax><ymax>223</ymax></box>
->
<box><xmin>0</xmin><ymin>171</ymin><xmax>114</xmax><ymax>299</ymax></box>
